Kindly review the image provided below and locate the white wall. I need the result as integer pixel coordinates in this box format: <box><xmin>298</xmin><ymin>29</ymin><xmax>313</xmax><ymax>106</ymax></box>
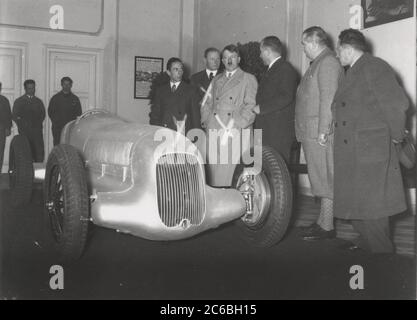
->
<box><xmin>116</xmin><ymin>0</ymin><xmax>197</xmax><ymax>124</ymax></box>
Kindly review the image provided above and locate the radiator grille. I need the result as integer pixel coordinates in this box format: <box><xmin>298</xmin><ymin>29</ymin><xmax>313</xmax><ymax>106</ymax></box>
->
<box><xmin>156</xmin><ymin>153</ymin><xmax>206</xmax><ymax>227</ymax></box>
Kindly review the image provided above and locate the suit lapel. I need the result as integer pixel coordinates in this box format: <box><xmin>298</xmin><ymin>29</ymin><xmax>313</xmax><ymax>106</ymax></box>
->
<box><xmin>334</xmin><ymin>53</ymin><xmax>367</xmax><ymax>100</ymax></box>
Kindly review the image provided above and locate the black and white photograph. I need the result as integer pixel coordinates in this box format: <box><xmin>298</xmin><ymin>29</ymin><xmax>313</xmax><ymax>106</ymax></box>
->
<box><xmin>0</xmin><ymin>0</ymin><xmax>416</xmax><ymax>304</ymax></box>
<box><xmin>362</xmin><ymin>0</ymin><xmax>414</xmax><ymax>28</ymax></box>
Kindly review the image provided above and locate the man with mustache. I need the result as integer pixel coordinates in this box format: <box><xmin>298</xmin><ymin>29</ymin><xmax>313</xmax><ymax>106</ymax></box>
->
<box><xmin>201</xmin><ymin>44</ymin><xmax>258</xmax><ymax>185</ymax></box>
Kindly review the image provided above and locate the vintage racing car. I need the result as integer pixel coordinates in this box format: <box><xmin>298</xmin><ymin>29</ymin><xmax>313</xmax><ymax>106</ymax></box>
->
<box><xmin>8</xmin><ymin>109</ymin><xmax>292</xmax><ymax>262</ymax></box>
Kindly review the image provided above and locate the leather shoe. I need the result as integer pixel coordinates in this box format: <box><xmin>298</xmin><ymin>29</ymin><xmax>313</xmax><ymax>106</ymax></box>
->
<box><xmin>301</xmin><ymin>225</ymin><xmax>336</xmax><ymax>241</ymax></box>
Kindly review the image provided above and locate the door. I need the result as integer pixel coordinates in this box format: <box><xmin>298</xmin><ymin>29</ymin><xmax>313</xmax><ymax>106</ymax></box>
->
<box><xmin>46</xmin><ymin>47</ymin><xmax>101</xmax><ymax>155</ymax></box>
<box><xmin>0</xmin><ymin>44</ymin><xmax>26</xmax><ymax>173</ymax></box>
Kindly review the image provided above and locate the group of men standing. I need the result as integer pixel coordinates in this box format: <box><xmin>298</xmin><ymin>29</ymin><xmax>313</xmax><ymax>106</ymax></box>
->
<box><xmin>149</xmin><ymin>27</ymin><xmax>409</xmax><ymax>255</ymax></box>
<box><xmin>0</xmin><ymin>77</ymin><xmax>82</xmax><ymax>169</ymax></box>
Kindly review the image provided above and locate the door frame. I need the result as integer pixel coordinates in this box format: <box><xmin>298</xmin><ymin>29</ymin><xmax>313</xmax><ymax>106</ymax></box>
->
<box><xmin>44</xmin><ymin>44</ymin><xmax>103</xmax><ymax>154</ymax></box>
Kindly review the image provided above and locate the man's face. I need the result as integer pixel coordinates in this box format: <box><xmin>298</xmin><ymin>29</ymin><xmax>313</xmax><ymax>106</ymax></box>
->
<box><xmin>168</xmin><ymin>61</ymin><xmax>184</xmax><ymax>82</ymax></box>
<box><xmin>205</xmin><ymin>51</ymin><xmax>220</xmax><ymax>71</ymax></box>
<box><xmin>259</xmin><ymin>44</ymin><xmax>270</xmax><ymax>66</ymax></box>
<box><xmin>336</xmin><ymin>43</ymin><xmax>352</xmax><ymax>67</ymax></box>
<box><xmin>25</xmin><ymin>83</ymin><xmax>35</xmax><ymax>96</ymax></box>
<box><xmin>222</xmin><ymin>50</ymin><xmax>240</xmax><ymax>72</ymax></box>
<box><xmin>62</xmin><ymin>80</ymin><xmax>72</xmax><ymax>94</ymax></box>
<box><xmin>301</xmin><ymin>36</ymin><xmax>315</xmax><ymax>60</ymax></box>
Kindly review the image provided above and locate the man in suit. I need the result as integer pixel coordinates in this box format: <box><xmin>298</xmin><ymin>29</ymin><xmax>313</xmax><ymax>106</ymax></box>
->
<box><xmin>333</xmin><ymin>29</ymin><xmax>408</xmax><ymax>253</ymax></box>
<box><xmin>12</xmin><ymin>79</ymin><xmax>46</xmax><ymax>162</ymax></box>
<box><xmin>201</xmin><ymin>44</ymin><xmax>258</xmax><ymax>186</ymax></box>
<box><xmin>149</xmin><ymin>57</ymin><xmax>200</xmax><ymax>135</ymax></box>
<box><xmin>48</xmin><ymin>77</ymin><xmax>82</xmax><ymax>146</ymax></box>
<box><xmin>295</xmin><ymin>26</ymin><xmax>343</xmax><ymax>241</ymax></box>
<box><xmin>0</xmin><ymin>82</ymin><xmax>12</xmax><ymax>171</ymax></box>
<box><xmin>255</xmin><ymin>36</ymin><xmax>299</xmax><ymax>163</ymax></box>
<box><xmin>191</xmin><ymin>47</ymin><xmax>221</xmax><ymax>102</ymax></box>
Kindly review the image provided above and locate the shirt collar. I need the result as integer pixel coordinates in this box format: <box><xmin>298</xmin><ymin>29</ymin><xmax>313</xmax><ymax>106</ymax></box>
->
<box><xmin>268</xmin><ymin>56</ymin><xmax>281</xmax><ymax>70</ymax></box>
<box><xmin>170</xmin><ymin>81</ymin><xmax>181</xmax><ymax>88</ymax></box>
<box><xmin>226</xmin><ymin>69</ymin><xmax>237</xmax><ymax>78</ymax></box>
<box><xmin>206</xmin><ymin>69</ymin><xmax>218</xmax><ymax>78</ymax></box>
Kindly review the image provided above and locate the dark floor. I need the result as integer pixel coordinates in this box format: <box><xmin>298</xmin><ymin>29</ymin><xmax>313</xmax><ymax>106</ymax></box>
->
<box><xmin>0</xmin><ymin>175</ymin><xmax>415</xmax><ymax>300</ymax></box>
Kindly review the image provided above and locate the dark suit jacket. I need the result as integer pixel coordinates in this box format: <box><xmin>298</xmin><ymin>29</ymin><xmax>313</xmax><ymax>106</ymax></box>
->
<box><xmin>0</xmin><ymin>95</ymin><xmax>12</xmax><ymax>129</ymax></box>
<box><xmin>332</xmin><ymin>53</ymin><xmax>408</xmax><ymax>220</ymax></box>
<box><xmin>149</xmin><ymin>82</ymin><xmax>201</xmax><ymax>134</ymax></box>
<box><xmin>255</xmin><ymin>58</ymin><xmax>299</xmax><ymax>162</ymax></box>
<box><xmin>190</xmin><ymin>70</ymin><xmax>219</xmax><ymax>101</ymax></box>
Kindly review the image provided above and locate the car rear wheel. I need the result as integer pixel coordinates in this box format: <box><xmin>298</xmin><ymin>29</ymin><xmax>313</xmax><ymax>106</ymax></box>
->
<box><xmin>8</xmin><ymin>135</ymin><xmax>34</xmax><ymax>207</ymax></box>
<box><xmin>234</xmin><ymin>146</ymin><xmax>293</xmax><ymax>247</ymax></box>
<box><xmin>44</xmin><ymin>144</ymin><xmax>89</xmax><ymax>263</ymax></box>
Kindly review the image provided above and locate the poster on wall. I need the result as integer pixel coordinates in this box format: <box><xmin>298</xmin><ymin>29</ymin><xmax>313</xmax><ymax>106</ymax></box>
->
<box><xmin>362</xmin><ymin>0</ymin><xmax>414</xmax><ymax>28</ymax></box>
<box><xmin>134</xmin><ymin>56</ymin><xmax>164</xmax><ymax>99</ymax></box>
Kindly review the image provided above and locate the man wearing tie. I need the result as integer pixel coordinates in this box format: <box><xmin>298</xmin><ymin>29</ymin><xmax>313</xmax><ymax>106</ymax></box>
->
<box><xmin>12</xmin><ymin>79</ymin><xmax>46</xmax><ymax>162</ymax></box>
<box><xmin>149</xmin><ymin>57</ymin><xmax>200</xmax><ymax>135</ymax></box>
<box><xmin>190</xmin><ymin>48</ymin><xmax>222</xmax><ymax>102</ymax></box>
<box><xmin>201</xmin><ymin>44</ymin><xmax>258</xmax><ymax>186</ymax></box>
<box><xmin>255</xmin><ymin>36</ymin><xmax>299</xmax><ymax>163</ymax></box>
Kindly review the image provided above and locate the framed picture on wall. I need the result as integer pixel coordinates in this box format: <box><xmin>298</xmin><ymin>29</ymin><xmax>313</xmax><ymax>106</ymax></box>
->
<box><xmin>134</xmin><ymin>56</ymin><xmax>164</xmax><ymax>99</ymax></box>
<box><xmin>362</xmin><ymin>0</ymin><xmax>414</xmax><ymax>28</ymax></box>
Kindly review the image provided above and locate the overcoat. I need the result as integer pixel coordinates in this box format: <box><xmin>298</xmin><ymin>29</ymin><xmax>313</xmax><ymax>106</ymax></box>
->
<box><xmin>201</xmin><ymin>68</ymin><xmax>258</xmax><ymax>186</ymax></box>
<box><xmin>332</xmin><ymin>53</ymin><xmax>408</xmax><ymax>220</ymax></box>
<box><xmin>12</xmin><ymin>95</ymin><xmax>46</xmax><ymax>162</ymax></box>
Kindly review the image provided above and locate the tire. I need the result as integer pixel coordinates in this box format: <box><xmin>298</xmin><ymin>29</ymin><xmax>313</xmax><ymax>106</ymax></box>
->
<box><xmin>8</xmin><ymin>135</ymin><xmax>34</xmax><ymax>207</ymax></box>
<box><xmin>44</xmin><ymin>144</ymin><xmax>89</xmax><ymax>263</ymax></box>
<box><xmin>234</xmin><ymin>146</ymin><xmax>293</xmax><ymax>247</ymax></box>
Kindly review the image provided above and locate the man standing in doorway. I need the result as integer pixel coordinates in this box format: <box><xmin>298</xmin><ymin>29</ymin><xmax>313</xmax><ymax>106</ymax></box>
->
<box><xmin>48</xmin><ymin>77</ymin><xmax>82</xmax><ymax>146</ymax></box>
<box><xmin>12</xmin><ymin>79</ymin><xmax>46</xmax><ymax>162</ymax></box>
<box><xmin>295</xmin><ymin>26</ymin><xmax>343</xmax><ymax>241</ymax></box>
<box><xmin>191</xmin><ymin>47</ymin><xmax>222</xmax><ymax>102</ymax></box>
<box><xmin>0</xmin><ymin>82</ymin><xmax>12</xmax><ymax>171</ymax></box>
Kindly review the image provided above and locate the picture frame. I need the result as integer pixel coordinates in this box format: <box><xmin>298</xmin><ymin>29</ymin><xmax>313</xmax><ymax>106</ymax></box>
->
<box><xmin>134</xmin><ymin>56</ymin><xmax>164</xmax><ymax>99</ymax></box>
<box><xmin>362</xmin><ymin>0</ymin><xmax>414</xmax><ymax>29</ymax></box>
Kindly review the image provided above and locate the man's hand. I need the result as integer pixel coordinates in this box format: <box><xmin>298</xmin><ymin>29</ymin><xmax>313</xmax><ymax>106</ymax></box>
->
<box><xmin>5</xmin><ymin>128</ymin><xmax>11</xmax><ymax>137</ymax></box>
<box><xmin>317</xmin><ymin>133</ymin><xmax>328</xmax><ymax>146</ymax></box>
<box><xmin>253</xmin><ymin>105</ymin><xmax>260</xmax><ymax>114</ymax></box>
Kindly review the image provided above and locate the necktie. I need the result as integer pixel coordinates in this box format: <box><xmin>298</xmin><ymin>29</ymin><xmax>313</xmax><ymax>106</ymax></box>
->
<box><xmin>171</xmin><ymin>84</ymin><xmax>177</xmax><ymax>93</ymax></box>
<box><xmin>209</xmin><ymin>72</ymin><xmax>214</xmax><ymax>81</ymax></box>
<box><xmin>227</xmin><ymin>72</ymin><xmax>232</xmax><ymax>79</ymax></box>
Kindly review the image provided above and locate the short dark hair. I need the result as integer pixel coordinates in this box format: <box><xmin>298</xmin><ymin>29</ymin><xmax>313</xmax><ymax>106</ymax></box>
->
<box><xmin>338</xmin><ymin>28</ymin><xmax>368</xmax><ymax>52</ymax></box>
<box><xmin>166</xmin><ymin>57</ymin><xmax>183</xmax><ymax>71</ymax></box>
<box><xmin>222</xmin><ymin>44</ymin><xmax>240</xmax><ymax>57</ymax></box>
<box><xmin>204</xmin><ymin>47</ymin><xmax>220</xmax><ymax>58</ymax></box>
<box><xmin>24</xmin><ymin>79</ymin><xmax>35</xmax><ymax>88</ymax></box>
<box><xmin>261</xmin><ymin>36</ymin><xmax>283</xmax><ymax>55</ymax></box>
<box><xmin>303</xmin><ymin>26</ymin><xmax>330</xmax><ymax>47</ymax></box>
<box><xmin>61</xmin><ymin>76</ymin><xmax>73</xmax><ymax>85</ymax></box>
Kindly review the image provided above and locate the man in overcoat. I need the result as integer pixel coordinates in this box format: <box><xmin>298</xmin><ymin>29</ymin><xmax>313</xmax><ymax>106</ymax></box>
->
<box><xmin>201</xmin><ymin>44</ymin><xmax>258</xmax><ymax>186</ymax></box>
<box><xmin>295</xmin><ymin>26</ymin><xmax>343</xmax><ymax>241</ymax></box>
<box><xmin>333</xmin><ymin>29</ymin><xmax>408</xmax><ymax>253</ymax></box>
